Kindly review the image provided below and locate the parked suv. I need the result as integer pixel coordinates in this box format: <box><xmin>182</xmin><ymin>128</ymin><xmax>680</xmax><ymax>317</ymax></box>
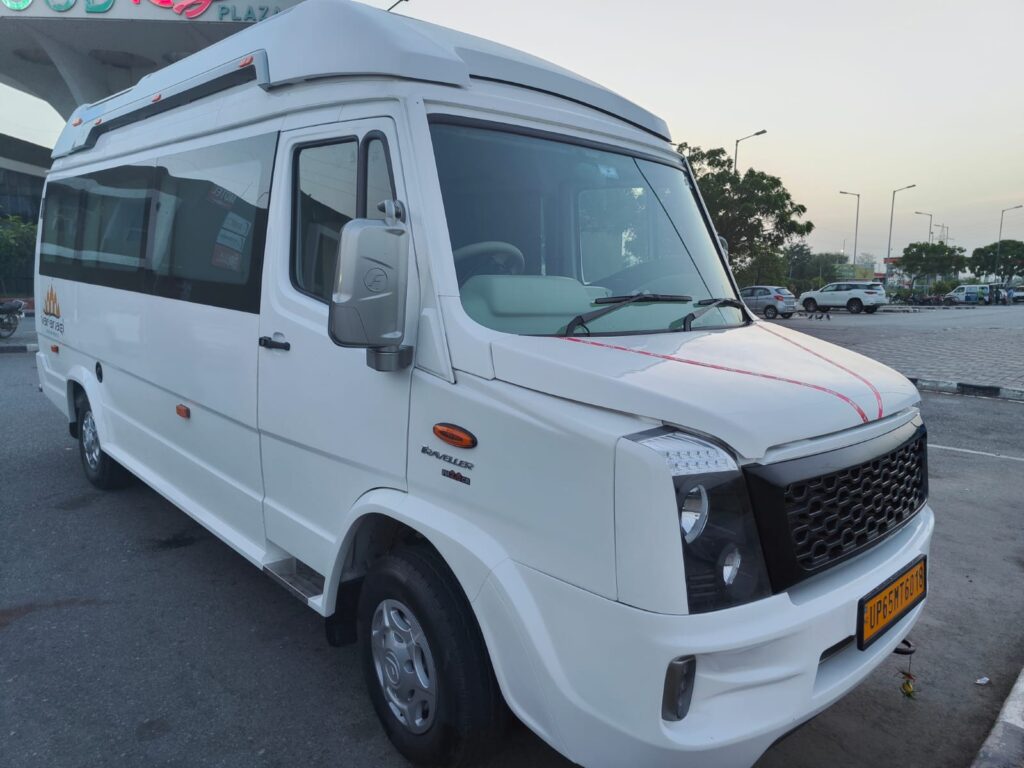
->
<box><xmin>739</xmin><ymin>285</ymin><xmax>796</xmax><ymax>319</ymax></box>
<box><xmin>799</xmin><ymin>281</ymin><xmax>887</xmax><ymax>314</ymax></box>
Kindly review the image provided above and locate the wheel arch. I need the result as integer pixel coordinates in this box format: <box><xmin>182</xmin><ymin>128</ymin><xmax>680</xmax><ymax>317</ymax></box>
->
<box><xmin>322</xmin><ymin>489</ymin><xmax>510</xmax><ymax>620</ymax></box>
<box><xmin>65</xmin><ymin>366</ymin><xmax>103</xmax><ymax>440</ymax></box>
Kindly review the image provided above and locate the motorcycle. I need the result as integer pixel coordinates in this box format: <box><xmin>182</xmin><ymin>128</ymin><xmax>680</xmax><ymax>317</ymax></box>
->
<box><xmin>0</xmin><ymin>299</ymin><xmax>25</xmax><ymax>339</ymax></box>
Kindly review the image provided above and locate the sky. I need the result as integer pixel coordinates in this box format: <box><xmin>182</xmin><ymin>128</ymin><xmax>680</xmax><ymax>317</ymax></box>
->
<box><xmin>2</xmin><ymin>0</ymin><xmax>1022</xmax><ymax>266</ymax></box>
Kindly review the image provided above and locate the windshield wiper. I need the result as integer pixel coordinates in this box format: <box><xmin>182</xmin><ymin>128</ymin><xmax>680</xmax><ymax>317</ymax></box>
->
<box><xmin>672</xmin><ymin>297</ymin><xmax>746</xmax><ymax>332</ymax></box>
<box><xmin>560</xmin><ymin>293</ymin><xmax>693</xmax><ymax>336</ymax></box>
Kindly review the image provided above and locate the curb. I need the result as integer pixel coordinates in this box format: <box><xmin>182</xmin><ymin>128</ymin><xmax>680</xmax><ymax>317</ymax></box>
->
<box><xmin>972</xmin><ymin>666</ymin><xmax>1024</xmax><ymax>768</ymax></box>
<box><xmin>908</xmin><ymin>378</ymin><xmax>1024</xmax><ymax>402</ymax></box>
<box><xmin>0</xmin><ymin>343</ymin><xmax>37</xmax><ymax>355</ymax></box>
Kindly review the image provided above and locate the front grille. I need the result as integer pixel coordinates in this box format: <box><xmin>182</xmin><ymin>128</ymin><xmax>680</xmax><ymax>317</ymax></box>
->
<box><xmin>744</xmin><ymin>420</ymin><xmax>928</xmax><ymax>592</ymax></box>
<box><xmin>786</xmin><ymin>436</ymin><xmax>926</xmax><ymax>571</ymax></box>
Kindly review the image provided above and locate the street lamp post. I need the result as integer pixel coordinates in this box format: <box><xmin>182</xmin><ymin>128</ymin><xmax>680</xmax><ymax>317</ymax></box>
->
<box><xmin>839</xmin><ymin>191</ymin><xmax>860</xmax><ymax>269</ymax></box>
<box><xmin>733</xmin><ymin>129</ymin><xmax>767</xmax><ymax>175</ymax></box>
<box><xmin>997</xmin><ymin>204</ymin><xmax>1023</xmax><ymax>268</ymax></box>
<box><xmin>914</xmin><ymin>211</ymin><xmax>933</xmax><ymax>244</ymax></box>
<box><xmin>886</xmin><ymin>184</ymin><xmax>917</xmax><ymax>261</ymax></box>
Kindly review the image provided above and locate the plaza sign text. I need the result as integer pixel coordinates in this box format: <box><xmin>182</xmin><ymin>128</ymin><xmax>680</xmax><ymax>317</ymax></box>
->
<box><xmin>0</xmin><ymin>0</ymin><xmax>282</xmax><ymax>20</ymax></box>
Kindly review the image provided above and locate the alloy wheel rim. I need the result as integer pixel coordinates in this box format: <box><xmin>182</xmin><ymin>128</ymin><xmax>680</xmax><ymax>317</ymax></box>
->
<box><xmin>82</xmin><ymin>412</ymin><xmax>101</xmax><ymax>470</ymax></box>
<box><xmin>370</xmin><ymin>598</ymin><xmax>437</xmax><ymax>735</ymax></box>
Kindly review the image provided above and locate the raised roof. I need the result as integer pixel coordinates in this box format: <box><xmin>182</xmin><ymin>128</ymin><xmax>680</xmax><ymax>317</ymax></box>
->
<box><xmin>53</xmin><ymin>0</ymin><xmax>669</xmax><ymax>158</ymax></box>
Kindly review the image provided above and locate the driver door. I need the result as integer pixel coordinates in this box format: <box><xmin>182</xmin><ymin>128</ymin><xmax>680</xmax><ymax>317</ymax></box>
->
<box><xmin>257</xmin><ymin>118</ymin><xmax>412</xmax><ymax>578</ymax></box>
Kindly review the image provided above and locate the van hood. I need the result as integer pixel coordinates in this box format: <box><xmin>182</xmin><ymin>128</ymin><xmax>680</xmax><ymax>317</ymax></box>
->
<box><xmin>488</xmin><ymin>322</ymin><xmax>920</xmax><ymax>460</ymax></box>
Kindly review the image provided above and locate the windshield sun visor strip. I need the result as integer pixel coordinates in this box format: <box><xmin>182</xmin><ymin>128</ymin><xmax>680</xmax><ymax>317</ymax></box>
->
<box><xmin>757</xmin><ymin>324</ymin><xmax>884</xmax><ymax>421</ymax></box>
<box><xmin>563</xmin><ymin>337</ymin><xmax>870</xmax><ymax>424</ymax></box>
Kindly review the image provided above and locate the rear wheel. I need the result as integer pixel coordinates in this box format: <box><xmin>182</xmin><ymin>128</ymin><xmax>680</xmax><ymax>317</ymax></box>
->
<box><xmin>847</xmin><ymin>298</ymin><xmax>864</xmax><ymax>314</ymax></box>
<box><xmin>803</xmin><ymin>298</ymin><xmax>818</xmax><ymax>312</ymax></box>
<box><xmin>359</xmin><ymin>545</ymin><xmax>507</xmax><ymax>767</ymax></box>
<box><xmin>75</xmin><ymin>393</ymin><xmax>131</xmax><ymax>490</ymax></box>
<box><xmin>763</xmin><ymin>305</ymin><xmax>778</xmax><ymax>319</ymax></box>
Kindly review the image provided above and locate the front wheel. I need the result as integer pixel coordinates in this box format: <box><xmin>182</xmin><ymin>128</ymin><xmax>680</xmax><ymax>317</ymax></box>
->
<box><xmin>763</xmin><ymin>305</ymin><xmax>778</xmax><ymax>319</ymax></box>
<box><xmin>359</xmin><ymin>546</ymin><xmax>507</xmax><ymax>767</ymax></box>
<box><xmin>803</xmin><ymin>298</ymin><xmax>818</xmax><ymax>312</ymax></box>
<box><xmin>847</xmin><ymin>298</ymin><xmax>864</xmax><ymax>314</ymax></box>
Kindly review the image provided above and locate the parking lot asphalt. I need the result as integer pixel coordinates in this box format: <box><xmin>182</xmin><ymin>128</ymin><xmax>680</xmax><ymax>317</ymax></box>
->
<box><xmin>768</xmin><ymin>305</ymin><xmax>1024</xmax><ymax>391</ymax></box>
<box><xmin>2</xmin><ymin>352</ymin><xmax>1023</xmax><ymax>768</ymax></box>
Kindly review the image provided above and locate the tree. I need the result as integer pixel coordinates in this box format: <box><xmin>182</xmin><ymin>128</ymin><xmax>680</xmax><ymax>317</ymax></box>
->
<box><xmin>0</xmin><ymin>217</ymin><xmax>37</xmax><ymax>296</ymax></box>
<box><xmin>677</xmin><ymin>144</ymin><xmax>814</xmax><ymax>275</ymax></box>
<box><xmin>970</xmin><ymin>240</ymin><xmax>1024</xmax><ymax>283</ymax></box>
<box><xmin>783</xmin><ymin>243</ymin><xmax>849</xmax><ymax>293</ymax></box>
<box><xmin>899</xmin><ymin>241</ymin><xmax>966</xmax><ymax>288</ymax></box>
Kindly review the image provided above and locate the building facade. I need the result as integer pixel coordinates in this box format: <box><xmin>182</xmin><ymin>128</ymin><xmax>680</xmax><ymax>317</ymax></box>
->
<box><xmin>0</xmin><ymin>131</ymin><xmax>48</xmax><ymax>221</ymax></box>
<box><xmin>0</xmin><ymin>132</ymin><xmax>49</xmax><ymax>296</ymax></box>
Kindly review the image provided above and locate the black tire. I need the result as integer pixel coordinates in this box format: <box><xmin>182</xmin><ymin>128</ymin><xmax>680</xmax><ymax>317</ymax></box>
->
<box><xmin>359</xmin><ymin>545</ymin><xmax>507</xmax><ymax>767</ymax></box>
<box><xmin>0</xmin><ymin>317</ymin><xmax>17</xmax><ymax>339</ymax></box>
<box><xmin>763</xmin><ymin>305</ymin><xmax>778</xmax><ymax>319</ymax></box>
<box><xmin>803</xmin><ymin>298</ymin><xmax>818</xmax><ymax>312</ymax></box>
<box><xmin>75</xmin><ymin>393</ymin><xmax>132</xmax><ymax>490</ymax></box>
<box><xmin>864</xmin><ymin>306</ymin><xmax>878</xmax><ymax>314</ymax></box>
<box><xmin>847</xmin><ymin>298</ymin><xmax>863</xmax><ymax>314</ymax></box>
<box><xmin>781</xmin><ymin>313</ymin><xmax>793</xmax><ymax>319</ymax></box>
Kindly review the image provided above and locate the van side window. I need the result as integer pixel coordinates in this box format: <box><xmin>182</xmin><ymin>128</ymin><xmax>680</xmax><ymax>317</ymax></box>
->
<box><xmin>151</xmin><ymin>136</ymin><xmax>276</xmax><ymax>309</ymax></box>
<box><xmin>292</xmin><ymin>135</ymin><xmax>397</xmax><ymax>303</ymax></box>
<box><xmin>39</xmin><ymin>133</ymin><xmax>277</xmax><ymax>313</ymax></box>
<box><xmin>293</xmin><ymin>140</ymin><xmax>358</xmax><ymax>302</ymax></box>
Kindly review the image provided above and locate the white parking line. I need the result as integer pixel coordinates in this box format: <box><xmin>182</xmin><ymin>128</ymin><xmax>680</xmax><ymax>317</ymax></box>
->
<box><xmin>931</xmin><ymin>444</ymin><xmax>1024</xmax><ymax>463</ymax></box>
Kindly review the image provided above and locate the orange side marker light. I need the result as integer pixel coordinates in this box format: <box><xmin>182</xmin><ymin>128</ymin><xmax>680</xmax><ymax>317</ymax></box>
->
<box><xmin>433</xmin><ymin>423</ymin><xmax>477</xmax><ymax>449</ymax></box>
<box><xmin>176</xmin><ymin>404</ymin><xmax>191</xmax><ymax>419</ymax></box>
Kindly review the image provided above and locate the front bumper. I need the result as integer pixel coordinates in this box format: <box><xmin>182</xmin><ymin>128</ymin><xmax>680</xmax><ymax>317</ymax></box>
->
<box><xmin>474</xmin><ymin>504</ymin><xmax>934</xmax><ymax>768</ymax></box>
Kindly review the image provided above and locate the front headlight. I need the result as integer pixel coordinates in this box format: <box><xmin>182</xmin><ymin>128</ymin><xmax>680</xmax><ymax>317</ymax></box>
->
<box><xmin>639</xmin><ymin>430</ymin><xmax>771</xmax><ymax>613</ymax></box>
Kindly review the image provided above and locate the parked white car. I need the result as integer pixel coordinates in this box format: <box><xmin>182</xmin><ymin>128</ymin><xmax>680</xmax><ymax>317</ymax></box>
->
<box><xmin>33</xmin><ymin>3</ymin><xmax>932</xmax><ymax>767</ymax></box>
<box><xmin>799</xmin><ymin>281</ymin><xmax>888</xmax><ymax>314</ymax></box>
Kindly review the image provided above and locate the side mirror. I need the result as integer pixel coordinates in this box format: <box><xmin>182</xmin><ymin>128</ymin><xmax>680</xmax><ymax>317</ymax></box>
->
<box><xmin>717</xmin><ymin>235</ymin><xmax>730</xmax><ymax>258</ymax></box>
<box><xmin>328</xmin><ymin>201</ymin><xmax>413</xmax><ymax>372</ymax></box>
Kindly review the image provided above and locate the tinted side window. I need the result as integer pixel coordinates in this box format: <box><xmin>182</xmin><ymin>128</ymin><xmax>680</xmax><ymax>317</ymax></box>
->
<box><xmin>40</xmin><ymin>133</ymin><xmax>276</xmax><ymax>313</ymax></box>
<box><xmin>293</xmin><ymin>141</ymin><xmax>358</xmax><ymax>302</ymax></box>
<box><xmin>151</xmin><ymin>135</ymin><xmax>276</xmax><ymax>311</ymax></box>
<box><xmin>292</xmin><ymin>135</ymin><xmax>397</xmax><ymax>303</ymax></box>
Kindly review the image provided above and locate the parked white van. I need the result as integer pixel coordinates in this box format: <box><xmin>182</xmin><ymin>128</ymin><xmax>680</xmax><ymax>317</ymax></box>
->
<box><xmin>34</xmin><ymin>2</ymin><xmax>934</xmax><ymax>766</ymax></box>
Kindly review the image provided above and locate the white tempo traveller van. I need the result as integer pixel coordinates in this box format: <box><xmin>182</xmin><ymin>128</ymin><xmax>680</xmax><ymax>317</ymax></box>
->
<box><xmin>34</xmin><ymin>2</ymin><xmax>934</xmax><ymax>766</ymax></box>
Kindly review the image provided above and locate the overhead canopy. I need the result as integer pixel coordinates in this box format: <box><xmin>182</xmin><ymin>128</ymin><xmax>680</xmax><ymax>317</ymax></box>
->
<box><xmin>3</xmin><ymin>0</ymin><xmax>670</xmax><ymax>148</ymax></box>
<box><xmin>0</xmin><ymin>0</ymin><xmax>299</xmax><ymax>119</ymax></box>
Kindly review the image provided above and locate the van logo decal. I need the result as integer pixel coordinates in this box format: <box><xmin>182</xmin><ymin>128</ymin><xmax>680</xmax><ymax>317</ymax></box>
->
<box><xmin>43</xmin><ymin>285</ymin><xmax>61</xmax><ymax>318</ymax></box>
<box><xmin>41</xmin><ymin>284</ymin><xmax>65</xmax><ymax>336</ymax></box>
<box><xmin>363</xmin><ymin>268</ymin><xmax>388</xmax><ymax>293</ymax></box>
<box><xmin>421</xmin><ymin>446</ymin><xmax>474</xmax><ymax>471</ymax></box>
<box><xmin>563</xmin><ymin>336</ymin><xmax>870</xmax><ymax>425</ymax></box>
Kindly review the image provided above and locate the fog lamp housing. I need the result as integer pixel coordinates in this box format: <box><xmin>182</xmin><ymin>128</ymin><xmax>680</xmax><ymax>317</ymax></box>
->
<box><xmin>661</xmin><ymin>655</ymin><xmax>696</xmax><ymax>722</ymax></box>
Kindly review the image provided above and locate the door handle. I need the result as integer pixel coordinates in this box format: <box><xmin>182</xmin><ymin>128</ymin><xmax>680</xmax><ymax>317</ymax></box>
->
<box><xmin>259</xmin><ymin>336</ymin><xmax>291</xmax><ymax>351</ymax></box>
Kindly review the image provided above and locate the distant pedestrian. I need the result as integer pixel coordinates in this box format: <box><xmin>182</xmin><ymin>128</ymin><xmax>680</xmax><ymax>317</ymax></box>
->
<box><xmin>1009</xmin><ymin>286</ymin><xmax>1016</xmax><ymax>304</ymax></box>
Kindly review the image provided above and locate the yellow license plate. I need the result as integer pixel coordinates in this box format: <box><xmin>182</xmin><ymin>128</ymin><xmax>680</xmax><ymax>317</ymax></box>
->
<box><xmin>857</xmin><ymin>556</ymin><xmax>927</xmax><ymax>650</ymax></box>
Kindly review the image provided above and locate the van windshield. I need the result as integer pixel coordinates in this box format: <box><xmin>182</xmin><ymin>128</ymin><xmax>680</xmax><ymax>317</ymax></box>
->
<box><xmin>429</xmin><ymin>121</ymin><xmax>744</xmax><ymax>336</ymax></box>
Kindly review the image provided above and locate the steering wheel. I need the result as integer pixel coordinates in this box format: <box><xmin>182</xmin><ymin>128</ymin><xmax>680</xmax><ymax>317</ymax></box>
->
<box><xmin>453</xmin><ymin>241</ymin><xmax>526</xmax><ymax>284</ymax></box>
